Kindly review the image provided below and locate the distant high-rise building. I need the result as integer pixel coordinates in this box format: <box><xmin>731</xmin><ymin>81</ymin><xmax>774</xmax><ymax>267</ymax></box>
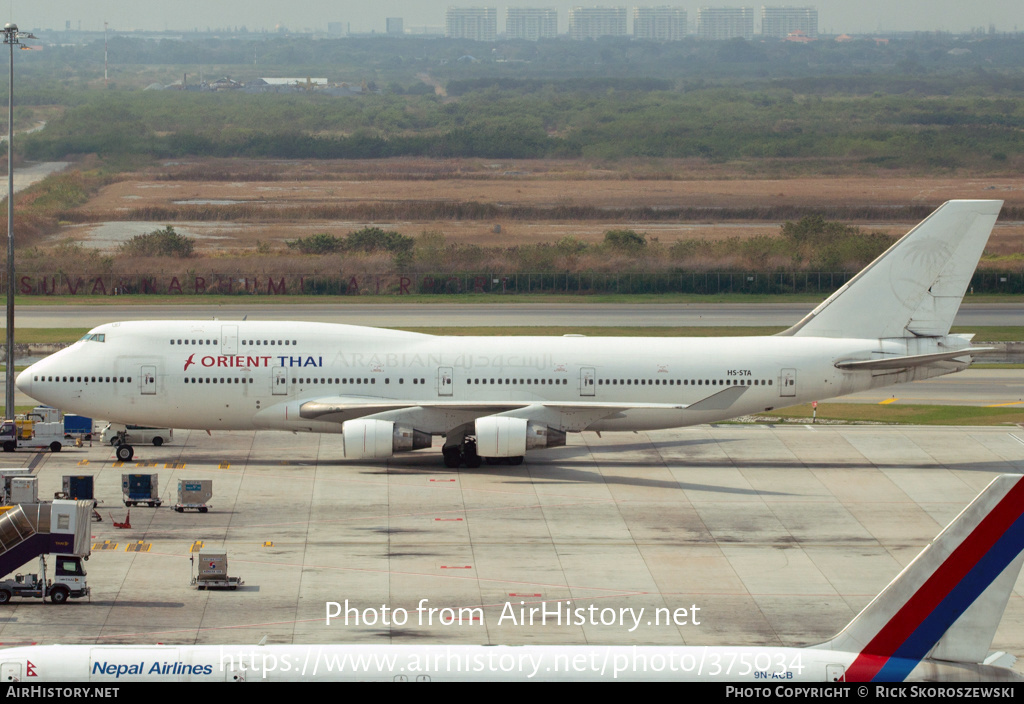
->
<box><xmin>634</xmin><ymin>7</ymin><xmax>687</xmax><ymax>41</ymax></box>
<box><xmin>760</xmin><ymin>6</ymin><xmax>817</xmax><ymax>39</ymax></box>
<box><xmin>696</xmin><ymin>7</ymin><xmax>754</xmax><ymax>40</ymax></box>
<box><xmin>445</xmin><ymin>7</ymin><xmax>498</xmax><ymax>41</ymax></box>
<box><xmin>568</xmin><ymin>7</ymin><xmax>627</xmax><ymax>40</ymax></box>
<box><xmin>327</xmin><ymin>21</ymin><xmax>347</xmax><ymax>36</ymax></box>
<box><xmin>506</xmin><ymin>8</ymin><xmax>558</xmax><ymax>40</ymax></box>
<box><xmin>386</xmin><ymin>17</ymin><xmax>404</xmax><ymax>35</ymax></box>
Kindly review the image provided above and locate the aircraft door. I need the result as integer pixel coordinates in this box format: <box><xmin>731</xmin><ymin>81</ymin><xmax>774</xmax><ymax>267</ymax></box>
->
<box><xmin>826</xmin><ymin>664</ymin><xmax>846</xmax><ymax>682</ymax></box>
<box><xmin>0</xmin><ymin>662</ymin><xmax>21</xmax><ymax>681</ymax></box>
<box><xmin>272</xmin><ymin>366</ymin><xmax>288</xmax><ymax>395</ymax></box>
<box><xmin>780</xmin><ymin>368</ymin><xmax>797</xmax><ymax>397</ymax></box>
<box><xmin>224</xmin><ymin>663</ymin><xmax>246</xmax><ymax>682</ymax></box>
<box><xmin>140</xmin><ymin>365</ymin><xmax>157</xmax><ymax>395</ymax></box>
<box><xmin>221</xmin><ymin>325</ymin><xmax>238</xmax><ymax>355</ymax></box>
<box><xmin>437</xmin><ymin>367</ymin><xmax>453</xmax><ymax>396</ymax></box>
<box><xmin>580</xmin><ymin>367</ymin><xmax>596</xmax><ymax>396</ymax></box>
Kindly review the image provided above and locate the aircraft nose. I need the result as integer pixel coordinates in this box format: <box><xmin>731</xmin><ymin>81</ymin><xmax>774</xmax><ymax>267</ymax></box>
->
<box><xmin>14</xmin><ymin>362</ymin><xmax>33</xmax><ymax>397</ymax></box>
<box><xmin>13</xmin><ymin>360</ymin><xmax>39</xmax><ymax>399</ymax></box>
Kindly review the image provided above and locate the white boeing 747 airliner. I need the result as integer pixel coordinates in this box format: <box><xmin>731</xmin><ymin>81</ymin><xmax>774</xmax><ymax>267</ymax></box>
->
<box><xmin>15</xmin><ymin>200</ymin><xmax>1002</xmax><ymax>466</ymax></box>
<box><xmin>3</xmin><ymin>473</ymin><xmax>1023</xmax><ymax>681</ymax></box>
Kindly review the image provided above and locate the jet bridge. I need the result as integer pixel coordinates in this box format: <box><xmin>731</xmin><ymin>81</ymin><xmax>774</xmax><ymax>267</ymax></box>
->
<box><xmin>0</xmin><ymin>501</ymin><xmax>92</xmax><ymax>578</ymax></box>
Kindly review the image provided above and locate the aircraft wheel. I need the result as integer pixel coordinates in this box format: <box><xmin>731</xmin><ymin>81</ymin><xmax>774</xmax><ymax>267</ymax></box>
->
<box><xmin>462</xmin><ymin>441</ymin><xmax>482</xmax><ymax>468</ymax></box>
<box><xmin>116</xmin><ymin>444</ymin><xmax>135</xmax><ymax>462</ymax></box>
<box><xmin>442</xmin><ymin>447</ymin><xmax>461</xmax><ymax>468</ymax></box>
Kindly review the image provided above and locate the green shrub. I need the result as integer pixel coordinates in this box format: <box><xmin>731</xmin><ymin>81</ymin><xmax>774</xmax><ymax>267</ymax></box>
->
<box><xmin>603</xmin><ymin>229</ymin><xmax>647</xmax><ymax>251</ymax></box>
<box><xmin>285</xmin><ymin>232</ymin><xmax>343</xmax><ymax>254</ymax></box>
<box><xmin>118</xmin><ymin>225</ymin><xmax>194</xmax><ymax>258</ymax></box>
<box><xmin>285</xmin><ymin>228</ymin><xmax>413</xmax><ymax>255</ymax></box>
<box><xmin>344</xmin><ymin>227</ymin><xmax>414</xmax><ymax>253</ymax></box>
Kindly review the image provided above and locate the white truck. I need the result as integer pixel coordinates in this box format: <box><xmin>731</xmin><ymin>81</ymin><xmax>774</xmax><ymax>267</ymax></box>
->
<box><xmin>0</xmin><ymin>555</ymin><xmax>89</xmax><ymax>604</ymax></box>
<box><xmin>100</xmin><ymin>424</ymin><xmax>173</xmax><ymax>447</ymax></box>
<box><xmin>0</xmin><ymin>407</ymin><xmax>66</xmax><ymax>453</ymax></box>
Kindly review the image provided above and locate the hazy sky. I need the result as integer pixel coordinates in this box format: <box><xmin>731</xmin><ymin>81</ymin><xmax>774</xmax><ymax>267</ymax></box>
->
<box><xmin>10</xmin><ymin>1</ymin><xmax>1024</xmax><ymax>36</ymax></box>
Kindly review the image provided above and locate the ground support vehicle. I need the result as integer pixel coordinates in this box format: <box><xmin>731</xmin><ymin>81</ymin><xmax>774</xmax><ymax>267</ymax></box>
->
<box><xmin>0</xmin><ymin>500</ymin><xmax>93</xmax><ymax>604</ymax></box>
<box><xmin>0</xmin><ymin>417</ymin><xmax>64</xmax><ymax>453</ymax></box>
<box><xmin>0</xmin><ymin>555</ymin><xmax>88</xmax><ymax>604</ymax></box>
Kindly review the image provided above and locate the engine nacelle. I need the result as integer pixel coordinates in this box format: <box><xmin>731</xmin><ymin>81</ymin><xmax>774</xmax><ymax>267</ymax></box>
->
<box><xmin>475</xmin><ymin>417</ymin><xmax>566</xmax><ymax>457</ymax></box>
<box><xmin>342</xmin><ymin>419</ymin><xmax>431</xmax><ymax>459</ymax></box>
<box><xmin>526</xmin><ymin>423</ymin><xmax>566</xmax><ymax>451</ymax></box>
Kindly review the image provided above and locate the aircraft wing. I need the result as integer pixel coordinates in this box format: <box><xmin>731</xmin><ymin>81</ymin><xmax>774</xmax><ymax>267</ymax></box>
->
<box><xmin>299</xmin><ymin>385</ymin><xmax>748</xmax><ymax>429</ymax></box>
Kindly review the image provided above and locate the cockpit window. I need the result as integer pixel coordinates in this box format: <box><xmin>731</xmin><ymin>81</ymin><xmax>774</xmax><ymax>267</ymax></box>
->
<box><xmin>78</xmin><ymin>333</ymin><xmax>106</xmax><ymax>343</ymax></box>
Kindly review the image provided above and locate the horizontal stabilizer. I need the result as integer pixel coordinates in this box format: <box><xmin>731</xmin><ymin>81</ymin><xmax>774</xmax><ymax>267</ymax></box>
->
<box><xmin>834</xmin><ymin>348</ymin><xmax>992</xmax><ymax>371</ymax></box>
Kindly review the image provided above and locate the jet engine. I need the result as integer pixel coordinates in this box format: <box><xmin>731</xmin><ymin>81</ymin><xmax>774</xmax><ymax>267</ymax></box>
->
<box><xmin>474</xmin><ymin>417</ymin><xmax>566</xmax><ymax>458</ymax></box>
<box><xmin>342</xmin><ymin>419</ymin><xmax>431</xmax><ymax>459</ymax></box>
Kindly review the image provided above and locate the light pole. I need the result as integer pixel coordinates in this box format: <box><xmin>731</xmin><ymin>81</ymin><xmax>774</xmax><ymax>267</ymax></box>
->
<box><xmin>4</xmin><ymin>23</ymin><xmax>34</xmax><ymax>421</ymax></box>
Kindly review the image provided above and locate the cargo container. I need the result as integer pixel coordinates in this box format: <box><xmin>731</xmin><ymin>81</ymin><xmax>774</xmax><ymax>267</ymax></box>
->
<box><xmin>174</xmin><ymin>480</ymin><xmax>211</xmax><ymax>513</ymax></box>
<box><xmin>9</xmin><ymin>478</ymin><xmax>38</xmax><ymax>504</ymax></box>
<box><xmin>121</xmin><ymin>474</ymin><xmax>162</xmax><ymax>507</ymax></box>
<box><xmin>191</xmin><ymin>552</ymin><xmax>242</xmax><ymax>590</ymax></box>
<box><xmin>59</xmin><ymin>476</ymin><xmax>102</xmax><ymax>523</ymax></box>
<box><xmin>61</xmin><ymin>476</ymin><xmax>94</xmax><ymax>501</ymax></box>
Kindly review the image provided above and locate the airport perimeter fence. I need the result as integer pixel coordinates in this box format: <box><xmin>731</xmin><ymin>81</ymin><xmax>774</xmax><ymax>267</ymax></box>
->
<box><xmin>7</xmin><ymin>270</ymin><xmax>1024</xmax><ymax>296</ymax></box>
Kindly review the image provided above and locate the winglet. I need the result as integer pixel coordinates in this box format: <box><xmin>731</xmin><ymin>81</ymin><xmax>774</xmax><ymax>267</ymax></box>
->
<box><xmin>818</xmin><ymin>474</ymin><xmax>1024</xmax><ymax>681</ymax></box>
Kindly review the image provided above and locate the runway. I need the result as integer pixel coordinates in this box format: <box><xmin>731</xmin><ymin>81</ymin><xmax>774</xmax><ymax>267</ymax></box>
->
<box><xmin>5</xmin><ymin>301</ymin><xmax>1021</xmax><ymax>329</ymax></box>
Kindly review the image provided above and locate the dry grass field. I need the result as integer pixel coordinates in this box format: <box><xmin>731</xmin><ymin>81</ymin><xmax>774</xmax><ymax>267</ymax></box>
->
<box><xmin>40</xmin><ymin>159</ymin><xmax>1022</xmax><ymax>263</ymax></box>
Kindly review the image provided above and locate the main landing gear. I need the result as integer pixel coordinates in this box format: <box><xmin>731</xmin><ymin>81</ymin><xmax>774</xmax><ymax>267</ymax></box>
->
<box><xmin>442</xmin><ymin>438</ymin><xmax>523</xmax><ymax>468</ymax></box>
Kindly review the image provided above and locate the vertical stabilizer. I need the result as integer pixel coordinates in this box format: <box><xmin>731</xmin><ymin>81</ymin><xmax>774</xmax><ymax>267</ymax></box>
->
<box><xmin>819</xmin><ymin>474</ymin><xmax>1024</xmax><ymax>681</ymax></box>
<box><xmin>783</xmin><ymin>200</ymin><xmax>1002</xmax><ymax>339</ymax></box>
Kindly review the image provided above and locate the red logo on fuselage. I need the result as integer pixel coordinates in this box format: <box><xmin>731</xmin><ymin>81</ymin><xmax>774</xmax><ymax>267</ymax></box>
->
<box><xmin>184</xmin><ymin>354</ymin><xmax>196</xmax><ymax>371</ymax></box>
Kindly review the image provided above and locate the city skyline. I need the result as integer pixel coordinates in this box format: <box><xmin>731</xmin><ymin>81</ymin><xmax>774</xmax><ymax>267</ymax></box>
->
<box><xmin>9</xmin><ymin>1</ymin><xmax>1022</xmax><ymax>36</ymax></box>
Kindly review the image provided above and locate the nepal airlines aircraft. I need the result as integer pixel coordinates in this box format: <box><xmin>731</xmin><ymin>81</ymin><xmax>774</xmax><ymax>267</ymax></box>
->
<box><xmin>15</xmin><ymin>200</ymin><xmax>1003</xmax><ymax>466</ymax></box>
<box><xmin>2</xmin><ymin>473</ymin><xmax>1023</xmax><ymax>682</ymax></box>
